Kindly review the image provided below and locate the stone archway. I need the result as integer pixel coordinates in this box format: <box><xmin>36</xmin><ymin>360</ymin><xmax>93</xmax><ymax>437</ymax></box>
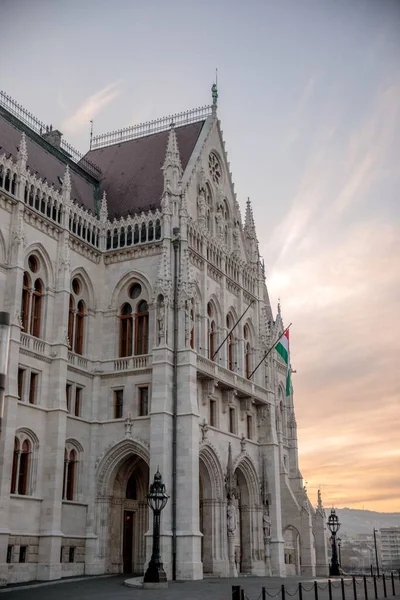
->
<box><xmin>95</xmin><ymin>439</ymin><xmax>150</xmax><ymax>575</ymax></box>
<box><xmin>199</xmin><ymin>445</ymin><xmax>227</xmax><ymax>576</ymax></box>
<box><xmin>233</xmin><ymin>455</ymin><xmax>262</xmax><ymax>575</ymax></box>
<box><xmin>283</xmin><ymin>525</ymin><xmax>301</xmax><ymax>575</ymax></box>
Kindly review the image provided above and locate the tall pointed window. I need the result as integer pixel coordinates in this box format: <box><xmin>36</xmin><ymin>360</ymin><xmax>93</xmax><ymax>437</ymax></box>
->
<box><xmin>10</xmin><ymin>431</ymin><xmax>38</xmax><ymax>496</ymax></box>
<box><xmin>68</xmin><ymin>297</ymin><xmax>74</xmax><ymax>348</ymax></box>
<box><xmin>118</xmin><ymin>283</ymin><xmax>150</xmax><ymax>357</ymax></box>
<box><xmin>30</xmin><ymin>279</ymin><xmax>43</xmax><ymax>337</ymax></box>
<box><xmin>18</xmin><ymin>440</ymin><xmax>30</xmax><ymax>495</ymax></box>
<box><xmin>20</xmin><ymin>255</ymin><xmax>45</xmax><ymax>338</ymax></box>
<box><xmin>120</xmin><ymin>303</ymin><xmax>133</xmax><ymax>357</ymax></box>
<box><xmin>62</xmin><ymin>442</ymin><xmax>82</xmax><ymax>501</ymax></box>
<box><xmin>207</xmin><ymin>302</ymin><xmax>216</xmax><ymax>361</ymax></box>
<box><xmin>68</xmin><ymin>277</ymin><xmax>87</xmax><ymax>355</ymax></box>
<box><xmin>74</xmin><ymin>301</ymin><xmax>85</xmax><ymax>355</ymax></box>
<box><xmin>135</xmin><ymin>300</ymin><xmax>149</xmax><ymax>355</ymax></box>
<box><xmin>190</xmin><ymin>307</ymin><xmax>195</xmax><ymax>349</ymax></box>
<box><xmin>11</xmin><ymin>438</ymin><xmax>19</xmax><ymax>494</ymax></box>
<box><xmin>66</xmin><ymin>449</ymin><xmax>76</xmax><ymax>501</ymax></box>
<box><xmin>227</xmin><ymin>315</ymin><xmax>233</xmax><ymax>371</ymax></box>
<box><xmin>244</xmin><ymin>325</ymin><xmax>251</xmax><ymax>379</ymax></box>
<box><xmin>21</xmin><ymin>273</ymin><xmax>31</xmax><ymax>332</ymax></box>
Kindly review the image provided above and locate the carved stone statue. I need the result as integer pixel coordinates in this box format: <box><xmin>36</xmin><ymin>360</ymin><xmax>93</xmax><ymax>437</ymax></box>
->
<box><xmin>157</xmin><ymin>297</ymin><xmax>165</xmax><ymax>345</ymax></box>
<box><xmin>211</xmin><ymin>83</ymin><xmax>218</xmax><ymax>106</ymax></box>
<box><xmin>197</xmin><ymin>188</ymin><xmax>206</xmax><ymax>219</ymax></box>
<box><xmin>263</xmin><ymin>513</ymin><xmax>271</xmax><ymax>539</ymax></box>
<box><xmin>227</xmin><ymin>501</ymin><xmax>237</xmax><ymax>533</ymax></box>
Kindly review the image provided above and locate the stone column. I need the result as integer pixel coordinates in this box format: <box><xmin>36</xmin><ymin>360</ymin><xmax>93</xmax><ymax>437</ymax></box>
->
<box><xmin>258</xmin><ymin>403</ymin><xmax>285</xmax><ymax>576</ymax></box>
<box><xmin>299</xmin><ymin>505</ymin><xmax>315</xmax><ymax>576</ymax></box>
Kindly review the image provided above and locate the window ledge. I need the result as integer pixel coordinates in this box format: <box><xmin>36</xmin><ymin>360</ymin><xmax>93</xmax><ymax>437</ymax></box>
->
<box><xmin>10</xmin><ymin>494</ymin><xmax>43</xmax><ymax>502</ymax></box>
<box><xmin>61</xmin><ymin>500</ymin><xmax>88</xmax><ymax>507</ymax></box>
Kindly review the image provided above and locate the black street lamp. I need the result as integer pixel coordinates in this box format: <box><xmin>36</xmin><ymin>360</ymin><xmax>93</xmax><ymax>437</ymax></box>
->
<box><xmin>327</xmin><ymin>508</ymin><xmax>341</xmax><ymax>576</ymax></box>
<box><xmin>337</xmin><ymin>537</ymin><xmax>342</xmax><ymax>569</ymax></box>
<box><xmin>143</xmin><ymin>469</ymin><xmax>169</xmax><ymax>584</ymax></box>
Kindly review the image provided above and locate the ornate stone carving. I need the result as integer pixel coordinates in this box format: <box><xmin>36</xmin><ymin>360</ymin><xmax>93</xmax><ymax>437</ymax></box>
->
<box><xmin>124</xmin><ymin>413</ymin><xmax>133</xmax><ymax>439</ymax></box>
<box><xmin>200</xmin><ymin>418</ymin><xmax>208</xmax><ymax>442</ymax></box>
<box><xmin>227</xmin><ymin>500</ymin><xmax>237</xmax><ymax>533</ymax></box>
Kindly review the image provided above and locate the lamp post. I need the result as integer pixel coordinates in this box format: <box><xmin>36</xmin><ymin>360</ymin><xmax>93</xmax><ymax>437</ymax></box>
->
<box><xmin>327</xmin><ymin>508</ymin><xmax>341</xmax><ymax>576</ymax></box>
<box><xmin>337</xmin><ymin>537</ymin><xmax>342</xmax><ymax>569</ymax></box>
<box><xmin>373</xmin><ymin>528</ymin><xmax>380</xmax><ymax>577</ymax></box>
<box><xmin>0</xmin><ymin>311</ymin><xmax>11</xmax><ymax>435</ymax></box>
<box><xmin>143</xmin><ymin>469</ymin><xmax>169</xmax><ymax>584</ymax></box>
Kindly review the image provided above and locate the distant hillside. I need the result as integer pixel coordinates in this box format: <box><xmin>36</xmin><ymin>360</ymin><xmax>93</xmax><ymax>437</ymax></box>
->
<box><xmin>334</xmin><ymin>508</ymin><xmax>400</xmax><ymax>537</ymax></box>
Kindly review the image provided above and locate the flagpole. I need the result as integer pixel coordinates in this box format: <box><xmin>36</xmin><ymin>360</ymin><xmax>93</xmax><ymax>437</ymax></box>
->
<box><xmin>248</xmin><ymin>323</ymin><xmax>292</xmax><ymax>380</ymax></box>
<box><xmin>212</xmin><ymin>299</ymin><xmax>255</xmax><ymax>361</ymax></box>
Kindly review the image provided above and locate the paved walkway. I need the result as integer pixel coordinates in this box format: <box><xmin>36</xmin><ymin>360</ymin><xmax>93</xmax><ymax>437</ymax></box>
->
<box><xmin>0</xmin><ymin>574</ymin><xmax>399</xmax><ymax>600</ymax></box>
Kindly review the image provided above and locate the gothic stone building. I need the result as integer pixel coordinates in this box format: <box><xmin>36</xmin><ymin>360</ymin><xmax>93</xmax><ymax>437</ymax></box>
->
<box><xmin>0</xmin><ymin>91</ymin><xmax>328</xmax><ymax>584</ymax></box>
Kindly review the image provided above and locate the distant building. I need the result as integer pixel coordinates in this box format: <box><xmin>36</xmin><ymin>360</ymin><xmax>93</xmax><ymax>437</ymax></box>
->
<box><xmin>380</xmin><ymin>528</ymin><xmax>400</xmax><ymax>570</ymax></box>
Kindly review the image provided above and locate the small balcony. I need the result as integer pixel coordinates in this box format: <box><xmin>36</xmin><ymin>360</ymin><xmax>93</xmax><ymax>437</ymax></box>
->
<box><xmin>196</xmin><ymin>354</ymin><xmax>268</xmax><ymax>403</ymax></box>
<box><xmin>20</xmin><ymin>333</ymin><xmax>49</xmax><ymax>357</ymax></box>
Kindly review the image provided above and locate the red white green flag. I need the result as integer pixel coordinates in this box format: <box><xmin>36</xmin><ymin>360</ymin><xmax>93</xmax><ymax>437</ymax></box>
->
<box><xmin>275</xmin><ymin>329</ymin><xmax>291</xmax><ymax>396</ymax></box>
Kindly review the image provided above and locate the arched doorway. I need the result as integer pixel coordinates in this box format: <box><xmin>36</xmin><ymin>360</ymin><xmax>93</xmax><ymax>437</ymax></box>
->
<box><xmin>283</xmin><ymin>526</ymin><xmax>300</xmax><ymax>575</ymax></box>
<box><xmin>199</xmin><ymin>457</ymin><xmax>213</xmax><ymax>573</ymax></box>
<box><xmin>95</xmin><ymin>440</ymin><xmax>149</xmax><ymax>575</ymax></box>
<box><xmin>199</xmin><ymin>446</ymin><xmax>227</xmax><ymax>576</ymax></box>
<box><xmin>231</xmin><ymin>456</ymin><xmax>262</xmax><ymax>575</ymax></box>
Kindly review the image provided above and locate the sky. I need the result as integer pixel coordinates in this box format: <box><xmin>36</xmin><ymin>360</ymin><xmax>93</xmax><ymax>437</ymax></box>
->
<box><xmin>1</xmin><ymin>0</ymin><xmax>399</xmax><ymax>512</ymax></box>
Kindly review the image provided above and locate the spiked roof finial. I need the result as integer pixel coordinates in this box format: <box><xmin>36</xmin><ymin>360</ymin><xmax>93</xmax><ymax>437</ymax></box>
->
<box><xmin>17</xmin><ymin>132</ymin><xmax>28</xmax><ymax>165</ymax></box>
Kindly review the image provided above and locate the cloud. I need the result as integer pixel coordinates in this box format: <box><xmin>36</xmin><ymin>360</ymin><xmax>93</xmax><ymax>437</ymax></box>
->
<box><xmin>61</xmin><ymin>81</ymin><xmax>122</xmax><ymax>134</ymax></box>
<box><xmin>267</xmin><ymin>215</ymin><xmax>400</xmax><ymax>511</ymax></box>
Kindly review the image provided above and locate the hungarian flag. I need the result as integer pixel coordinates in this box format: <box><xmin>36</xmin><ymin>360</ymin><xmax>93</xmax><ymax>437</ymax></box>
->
<box><xmin>275</xmin><ymin>330</ymin><xmax>291</xmax><ymax>396</ymax></box>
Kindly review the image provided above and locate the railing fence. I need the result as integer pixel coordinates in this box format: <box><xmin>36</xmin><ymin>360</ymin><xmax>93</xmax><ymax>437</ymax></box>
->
<box><xmin>233</xmin><ymin>573</ymin><xmax>400</xmax><ymax>600</ymax></box>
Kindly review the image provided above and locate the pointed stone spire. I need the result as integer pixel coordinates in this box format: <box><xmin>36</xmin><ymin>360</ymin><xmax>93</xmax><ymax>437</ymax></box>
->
<box><xmin>162</xmin><ymin>125</ymin><xmax>182</xmax><ymax>195</ymax></box>
<box><xmin>100</xmin><ymin>190</ymin><xmax>108</xmax><ymax>222</ymax></box>
<box><xmin>244</xmin><ymin>197</ymin><xmax>256</xmax><ymax>236</ymax></box>
<box><xmin>317</xmin><ymin>489</ymin><xmax>323</xmax><ymax>511</ymax></box>
<box><xmin>62</xmin><ymin>164</ymin><xmax>71</xmax><ymax>195</ymax></box>
<box><xmin>17</xmin><ymin>132</ymin><xmax>28</xmax><ymax>166</ymax></box>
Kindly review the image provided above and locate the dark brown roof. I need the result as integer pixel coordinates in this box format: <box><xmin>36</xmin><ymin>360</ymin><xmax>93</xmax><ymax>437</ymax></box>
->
<box><xmin>86</xmin><ymin>121</ymin><xmax>205</xmax><ymax>218</ymax></box>
<box><xmin>0</xmin><ymin>112</ymin><xmax>97</xmax><ymax>212</ymax></box>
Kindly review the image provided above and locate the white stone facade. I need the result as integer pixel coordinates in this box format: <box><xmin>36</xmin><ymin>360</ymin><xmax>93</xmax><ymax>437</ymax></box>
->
<box><xmin>0</xmin><ymin>98</ymin><xmax>328</xmax><ymax>585</ymax></box>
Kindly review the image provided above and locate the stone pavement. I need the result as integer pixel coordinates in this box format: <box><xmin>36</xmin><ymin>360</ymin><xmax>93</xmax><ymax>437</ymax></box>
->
<box><xmin>0</xmin><ymin>575</ymin><xmax>399</xmax><ymax>600</ymax></box>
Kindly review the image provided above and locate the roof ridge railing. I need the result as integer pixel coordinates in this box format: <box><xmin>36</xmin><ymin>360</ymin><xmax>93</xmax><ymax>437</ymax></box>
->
<box><xmin>91</xmin><ymin>105</ymin><xmax>213</xmax><ymax>149</ymax></box>
<box><xmin>0</xmin><ymin>90</ymin><xmax>101</xmax><ymax>180</ymax></box>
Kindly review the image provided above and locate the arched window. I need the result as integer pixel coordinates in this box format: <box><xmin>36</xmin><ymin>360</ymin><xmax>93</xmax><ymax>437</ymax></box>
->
<box><xmin>20</xmin><ymin>272</ymin><xmax>31</xmax><ymax>332</ymax></box>
<box><xmin>11</xmin><ymin>431</ymin><xmax>38</xmax><ymax>496</ymax></box>
<box><xmin>18</xmin><ymin>440</ymin><xmax>30</xmax><ymax>495</ymax></box>
<box><xmin>120</xmin><ymin>303</ymin><xmax>133</xmax><ymax>357</ymax></box>
<box><xmin>245</xmin><ymin>343</ymin><xmax>251</xmax><ymax>379</ymax></box>
<box><xmin>126</xmin><ymin>471</ymin><xmax>137</xmax><ymax>499</ymax></box>
<box><xmin>68</xmin><ymin>277</ymin><xmax>88</xmax><ymax>355</ymax></box>
<box><xmin>135</xmin><ymin>300</ymin><xmax>149</xmax><ymax>355</ymax></box>
<box><xmin>11</xmin><ymin>438</ymin><xmax>19</xmax><ymax>494</ymax></box>
<box><xmin>68</xmin><ymin>296</ymin><xmax>75</xmax><ymax>349</ymax></box>
<box><xmin>207</xmin><ymin>302</ymin><xmax>216</xmax><ymax>361</ymax></box>
<box><xmin>190</xmin><ymin>307</ymin><xmax>195</xmax><ymax>349</ymax></box>
<box><xmin>74</xmin><ymin>300</ymin><xmax>85</xmax><ymax>355</ymax></box>
<box><xmin>244</xmin><ymin>325</ymin><xmax>251</xmax><ymax>379</ymax></box>
<box><xmin>66</xmin><ymin>449</ymin><xmax>76</xmax><ymax>501</ymax></box>
<box><xmin>20</xmin><ymin>254</ymin><xmax>45</xmax><ymax>338</ymax></box>
<box><xmin>30</xmin><ymin>278</ymin><xmax>43</xmax><ymax>337</ymax></box>
<box><xmin>227</xmin><ymin>315</ymin><xmax>233</xmax><ymax>371</ymax></box>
